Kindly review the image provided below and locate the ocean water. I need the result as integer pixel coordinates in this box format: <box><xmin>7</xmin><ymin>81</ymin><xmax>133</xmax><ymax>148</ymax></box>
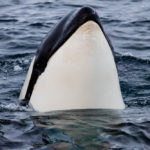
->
<box><xmin>0</xmin><ymin>0</ymin><xmax>150</xmax><ymax>149</ymax></box>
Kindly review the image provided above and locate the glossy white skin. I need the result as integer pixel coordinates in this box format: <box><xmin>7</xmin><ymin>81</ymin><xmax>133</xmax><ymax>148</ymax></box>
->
<box><xmin>20</xmin><ymin>21</ymin><xmax>125</xmax><ymax>112</ymax></box>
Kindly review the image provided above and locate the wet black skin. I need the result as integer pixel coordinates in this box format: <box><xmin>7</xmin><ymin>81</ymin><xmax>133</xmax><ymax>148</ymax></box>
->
<box><xmin>20</xmin><ymin>7</ymin><xmax>115</xmax><ymax>106</ymax></box>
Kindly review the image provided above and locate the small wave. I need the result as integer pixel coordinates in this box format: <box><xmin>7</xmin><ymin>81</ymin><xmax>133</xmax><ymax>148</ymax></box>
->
<box><xmin>115</xmin><ymin>52</ymin><xmax>150</xmax><ymax>64</ymax></box>
<box><xmin>29</xmin><ymin>22</ymin><xmax>44</xmax><ymax>27</ymax></box>
<box><xmin>0</xmin><ymin>32</ymin><xmax>12</xmax><ymax>41</ymax></box>
<box><xmin>14</xmin><ymin>65</ymin><xmax>22</xmax><ymax>72</ymax></box>
<box><xmin>123</xmin><ymin>52</ymin><xmax>134</xmax><ymax>57</ymax></box>
<box><xmin>23</xmin><ymin>59</ymin><xmax>29</xmax><ymax>64</ymax></box>
<box><xmin>120</xmin><ymin>45</ymin><xmax>150</xmax><ymax>51</ymax></box>
<box><xmin>125</xmin><ymin>99</ymin><xmax>150</xmax><ymax>107</ymax></box>
<box><xmin>0</xmin><ymin>18</ymin><xmax>18</xmax><ymax>23</ymax></box>
<box><xmin>0</xmin><ymin>53</ymin><xmax>33</xmax><ymax>60</ymax></box>
<box><xmin>43</xmin><ymin>128</ymin><xmax>75</xmax><ymax>145</ymax></box>
<box><xmin>0</xmin><ymin>103</ymin><xmax>32</xmax><ymax>112</ymax></box>
<box><xmin>0</xmin><ymin>57</ymin><xmax>31</xmax><ymax>75</ymax></box>
<box><xmin>101</xmin><ymin>18</ymin><xmax>122</xmax><ymax>25</ymax></box>
<box><xmin>0</xmin><ymin>57</ymin><xmax>31</xmax><ymax>66</ymax></box>
<box><xmin>130</xmin><ymin>19</ymin><xmax>150</xmax><ymax>27</ymax></box>
<box><xmin>33</xmin><ymin>1</ymin><xmax>53</xmax><ymax>6</ymax></box>
<box><xmin>29</xmin><ymin>22</ymin><xmax>49</xmax><ymax>28</ymax></box>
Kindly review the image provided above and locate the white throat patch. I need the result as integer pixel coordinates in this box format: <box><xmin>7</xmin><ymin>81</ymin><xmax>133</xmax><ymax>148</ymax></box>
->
<box><xmin>21</xmin><ymin>21</ymin><xmax>125</xmax><ymax>112</ymax></box>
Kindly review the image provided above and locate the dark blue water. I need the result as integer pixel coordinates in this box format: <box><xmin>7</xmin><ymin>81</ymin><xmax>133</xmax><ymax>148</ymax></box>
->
<box><xmin>0</xmin><ymin>0</ymin><xmax>150</xmax><ymax>149</ymax></box>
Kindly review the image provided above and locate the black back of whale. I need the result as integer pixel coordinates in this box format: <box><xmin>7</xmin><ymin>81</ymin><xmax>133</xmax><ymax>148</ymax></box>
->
<box><xmin>21</xmin><ymin>7</ymin><xmax>114</xmax><ymax>105</ymax></box>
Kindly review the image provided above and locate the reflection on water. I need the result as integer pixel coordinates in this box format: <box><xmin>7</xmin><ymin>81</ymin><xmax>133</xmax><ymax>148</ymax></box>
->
<box><xmin>30</xmin><ymin>109</ymin><xmax>150</xmax><ymax>149</ymax></box>
<box><xmin>32</xmin><ymin>109</ymin><xmax>124</xmax><ymax>149</ymax></box>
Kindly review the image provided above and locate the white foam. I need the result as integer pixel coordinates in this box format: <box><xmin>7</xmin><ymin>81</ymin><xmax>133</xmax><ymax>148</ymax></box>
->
<box><xmin>14</xmin><ymin>65</ymin><xmax>22</xmax><ymax>71</ymax></box>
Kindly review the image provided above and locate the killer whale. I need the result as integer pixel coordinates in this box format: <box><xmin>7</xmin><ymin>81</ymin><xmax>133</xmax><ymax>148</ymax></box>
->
<box><xmin>19</xmin><ymin>7</ymin><xmax>125</xmax><ymax>112</ymax></box>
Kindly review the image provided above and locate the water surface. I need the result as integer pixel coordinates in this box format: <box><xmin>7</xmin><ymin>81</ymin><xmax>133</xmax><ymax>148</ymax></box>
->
<box><xmin>0</xmin><ymin>0</ymin><xmax>150</xmax><ymax>149</ymax></box>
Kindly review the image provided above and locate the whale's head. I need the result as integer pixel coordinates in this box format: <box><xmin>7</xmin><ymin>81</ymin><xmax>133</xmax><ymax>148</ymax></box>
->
<box><xmin>19</xmin><ymin>7</ymin><xmax>125</xmax><ymax>112</ymax></box>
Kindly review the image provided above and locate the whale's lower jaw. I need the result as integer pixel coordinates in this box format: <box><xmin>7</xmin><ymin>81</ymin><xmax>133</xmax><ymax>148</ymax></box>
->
<box><xmin>24</xmin><ymin>21</ymin><xmax>125</xmax><ymax>112</ymax></box>
<box><xmin>30</xmin><ymin>103</ymin><xmax>125</xmax><ymax>113</ymax></box>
